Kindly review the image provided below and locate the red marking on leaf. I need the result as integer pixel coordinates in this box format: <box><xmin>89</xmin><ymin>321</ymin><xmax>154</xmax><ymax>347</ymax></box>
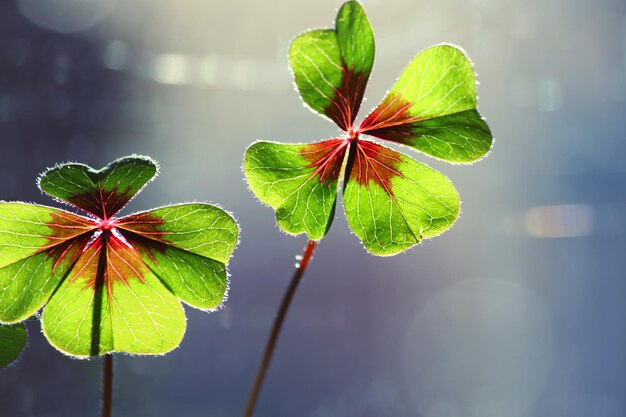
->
<box><xmin>106</xmin><ymin>234</ymin><xmax>148</xmax><ymax>292</ymax></box>
<box><xmin>67</xmin><ymin>237</ymin><xmax>102</xmax><ymax>289</ymax></box>
<box><xmin>300</xmin><ymin>139</ymin><xmax>349</xmax><ymax>184</ymax></box>
<box><xmin>37</xmin><ymin>210</ymin><xmax>169</xmax><ymax>294</ymax></box>
<box><xmin>324</xmin><ymin>67</ymin><xmax>368</xmax><ymax>131</ymax></box>
<box><xmin>97</xmin><ymin>217</ymin><xmax>118</xmax><ymax>231</ymax></box>
<box><xmin>117</xmin><ymin>212</ymin><xmax>173</xmax><ymax>266</ymax></box>
<box><xmin>42</xmin><ymin>211</ymin><xmax>96</xmax><ymax>274</ymax></box>
<box><xmin>117</xmin><ymin>212</ymin><xmax>167</xmax><ymax>244</ymax></box>
<box><xmin>66</xmin><ymin>230</ymin><xmax>151</xmax><ymax>294</ymax></box>
<box><xmin>47</xmin><ymin>236</ymin><xmax>90</xmax><ymax>275</ymax></box>
<box><xmin>67</xmin><ymin>186</ymin><xmax>134</xmax><ymax>220</ymax></box>
<box><xmin>359</xmin><ymin>94</ymin><xmax>423</xmax><ymax>144</ymax></box>
<box><xmin>348</xmin><ymin>140</ymin><xmax>404</xmax><ymax>196</ymax></box>
<box><xmin>80</xmin><ymin>212</ymin><xmax>170</xmax><ymax>293</ymax></box>
<box><xmin>44</xmin><ymin>211</ymin><xmax>95</xmax><ymax>243</ymax></box>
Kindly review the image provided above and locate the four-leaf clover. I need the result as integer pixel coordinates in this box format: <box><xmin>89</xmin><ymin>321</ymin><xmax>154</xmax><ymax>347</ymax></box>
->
<box><xmin>245</xmin><ymin>1</ymin><xmax>493</xmax><ymax>255</ymax></box>
<box><xmin>0</xmin><ymin>156</ymin><xmax>238</xmax><ymax>357</ymax></box>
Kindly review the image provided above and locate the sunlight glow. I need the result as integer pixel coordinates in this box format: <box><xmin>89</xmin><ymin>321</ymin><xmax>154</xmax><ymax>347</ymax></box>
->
<box><xmin>152</xmin><ymin>54</ymin><xmax>190</xmax><ymax>85</ymax></box>
<box><xmin>524</xmin><ymin>204</ymin><xmax>594</xmax><ymax>238</ymax></box>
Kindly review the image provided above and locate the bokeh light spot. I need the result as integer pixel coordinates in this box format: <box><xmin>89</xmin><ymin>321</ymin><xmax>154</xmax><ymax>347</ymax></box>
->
<box><xmin>18</xmin><ymin>0</ymin><xmax>119</xmax><ymax>33</ymax></box>
<box><xmin>403</xmin><ymin>279</ymin><xmax>554</xmax><ymax>417</ymax></box>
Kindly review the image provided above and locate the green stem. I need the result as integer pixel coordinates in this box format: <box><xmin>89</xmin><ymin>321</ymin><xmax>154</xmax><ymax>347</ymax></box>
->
<box><xmin>101</xmin><ymin>353</ymin><xmax>113</xmax><ymax>417</ymax></box>
<box><xmin>243</xmin><ymin>240</ymin><xmax>318</xmax><ymax>417</ymax></box>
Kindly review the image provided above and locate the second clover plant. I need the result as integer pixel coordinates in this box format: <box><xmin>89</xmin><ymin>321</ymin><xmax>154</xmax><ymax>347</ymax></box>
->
<box><xmin>0</xmin><ymin>155</ymin><xmax>238</xmax><ymax>357</ymax></box>
<box><xmin>242</xmin><ymin>2</ymin><xmax>493</xmax><ymax>416</ymax></box>
<box><xmin>245</xmin><ymin>1</ymin><xmax>493</xmax><ymax>255</ymax></box>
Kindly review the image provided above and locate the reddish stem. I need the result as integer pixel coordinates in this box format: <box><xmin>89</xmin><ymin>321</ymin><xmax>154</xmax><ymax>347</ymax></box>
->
<box><xmin>243</xmin><ymin>240</ymin><xmax>318</xmax><ymax>417</ymax></box>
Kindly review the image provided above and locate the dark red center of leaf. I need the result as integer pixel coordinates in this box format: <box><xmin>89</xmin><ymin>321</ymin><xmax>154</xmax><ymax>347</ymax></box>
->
<box><xmin>40</xmin><ymin>210</ymin><xmax>170</xmax><ymax>294</ymax></box>
<box><xmin>359</xmin><ymin>94</ymin><xmax>424</xmax><ymax>144</ymax></box>
<box><xmin>348</xmin><ymin>140</ymin><xmax>404</xmax><ymax>195</ymax></box>
<box><xmin>44</xmin><ymin>211</ymin><xmax>96</xmax><ymax>275</ymax></box>
<box><xmin>301</xmin><ymin>139</ymin><xmax>350</xmax><ymax>184</ymax></box>
<box><xmin>324</xmin><ymin>67</ymin><xmax>368</xmax><ymax>132</ymax></box>
<box><xmin>65</xmin><ymin>185</ymin><xmax>136</xmax><ymax>221</ymax></box>
<box><xmin>97</xmin><ymin>218</ymin><xmax>118</xmax><ymax>231</ymax></box>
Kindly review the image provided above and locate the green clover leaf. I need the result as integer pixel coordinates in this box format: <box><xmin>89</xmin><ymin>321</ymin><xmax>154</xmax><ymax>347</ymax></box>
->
<box><xmin>0</xmin><ymin>323</ymin><xmax>26</xmax><ymax>369</ymax></box>
<box><xmin>245</xmin><ymin>0</ymin><xmax>492</xmax><ymax>255</ymax></box>
<box><xmin>0</xmin><ymin>155</ymin><xmax>238</xmax><ymax>357</ymax></box>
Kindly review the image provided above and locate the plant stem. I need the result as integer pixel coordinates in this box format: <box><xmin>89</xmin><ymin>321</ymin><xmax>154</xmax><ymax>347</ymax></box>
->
<box><xmin>243</xmin><ymin>240</ymin><xmax>318</xmax><ymax>417</ymax></box>
<box><xmin>102</xmin><ymin>353</ymin><xmax>113</xmax><ymax>417</ymax></box>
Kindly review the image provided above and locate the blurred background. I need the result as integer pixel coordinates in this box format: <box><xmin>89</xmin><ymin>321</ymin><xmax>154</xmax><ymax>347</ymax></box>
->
<box><xmin>1</xmin><ymin>0</ymin><xmax>625</xmax><ymax>416</ymax></box>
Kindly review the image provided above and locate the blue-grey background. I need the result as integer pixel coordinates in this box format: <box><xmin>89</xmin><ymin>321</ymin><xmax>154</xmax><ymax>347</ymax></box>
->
<box><xmin>1</xmin><ymin>0</ymin><xmax>625</xmax><ymax>416</ymax></box>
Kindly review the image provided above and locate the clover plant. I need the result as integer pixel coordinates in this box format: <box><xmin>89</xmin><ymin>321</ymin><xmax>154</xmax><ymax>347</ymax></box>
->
<box><xmin>243</xmin><ymin>1</ymin><xmax>493</xmax><ymax>415</ymax></box>
<box><xmin>0</xmin><ymin>155</ymin><xmax>238</xmax><ymax>416</ymax></box>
